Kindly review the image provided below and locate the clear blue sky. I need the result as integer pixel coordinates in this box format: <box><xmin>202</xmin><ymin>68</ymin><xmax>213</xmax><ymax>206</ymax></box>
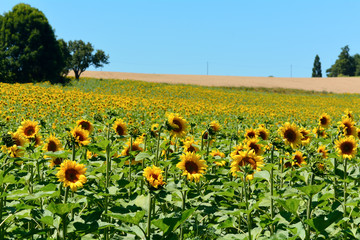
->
<box><xmin>1</xmin><ymin>0</ymin><xmax>360</xmax><ymax>77</ymax></box>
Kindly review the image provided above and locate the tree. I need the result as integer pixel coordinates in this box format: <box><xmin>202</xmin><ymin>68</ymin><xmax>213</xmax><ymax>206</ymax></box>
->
<box><xmin>65</xmin><ymin>40</ymin><xmax>109</xmax><ymax>79</ymax></box>
<box><xmin>312</xmin><ymin>54</ymin><xmax>322</xmax><ymax>77</ymax></box>
<box><xmin>354</xmin><ymin>54</ymin><xmax>360</xmax><ymax>76</ymax></box>
<box><xmin>0</xmin><ymin>3</ymin><xmax>65</xmax><ymax>83</ymax></box>
<box><xmin>326</xmin><ymin>45</ymin><xmax>355</xmax><ymax>77</ymax></box>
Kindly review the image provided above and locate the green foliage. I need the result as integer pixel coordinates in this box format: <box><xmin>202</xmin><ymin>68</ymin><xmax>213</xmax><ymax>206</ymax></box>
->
<box><xmin>311</xmin><ymin>55</ymin><xmax>322</xmax><ymax>77</ymax></box>
<box><xmin>0</xmin><ymin>3</ymin><xmax>66</xmax><ymax>83</ymax></box>
<box><xmin>354</xmin><ymin>54</ymin><xmax>360</xmax><ymax>76</ymax></box>
<box><xmin>326</xmin><ymin>45</ymin><xmax>356</xmax><ymax>77</ymax></box>
<box><xmin>65</xmin><ymin>40</ymin><xmax>109</xmax><ymax>79</ymax></box>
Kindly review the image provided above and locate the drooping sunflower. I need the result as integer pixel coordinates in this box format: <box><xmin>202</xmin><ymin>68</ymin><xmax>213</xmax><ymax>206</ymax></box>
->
<box><xmin>344</xmin><ymin>109</ymin><xmax>354</xmax><ymax>120</ymax></box>
<box><xmin>49</xmin><ymin>157</ymin><xmax>63</xmax><ymax>168</ymax></box>
<box><xmin>176</xmin><ymin>152</ymin><xmax>207</xmax><ymax>182</ymax></box>
<box><xmin>317</xmin><ymin>145</ymin><xmax>328</xmax><ymax>159</ymax></box>
<box><xmin>11</xmin><ymin>131</ymin><xmax>28</xmax><ymax>147</ymax></box>
<box><xmin>335</xmin><ymin>136</ymin><xmax>357</xmax><ymax>159</ymax></box>
<box><xmin>278</xmin><ymin>122</ymin><xmax>302</xmax><ymax>148</ymax></box>
<box><xmin>150</xmin><ymin>123</ymin><xmax>160</xmax><ymax>137</ymax></box>
<box><xmin>17</xmin><ymin>120</ymin><xmax>40</xmax><ymax>139</ymax></box>
<box><xmin>210</xmin><ymin>149</ymin><xmax>226</xmax><ymax>166</ymax></box>
<box><xmin>143</xmin><ymin>165</ymin><xmax>166</xmax><ymax>189</ymax></box>
<box><xmin>244</xmin><ymin>138</ymin><xmax>264</xmax><ymax>156</ymax></box>
<box><xmin>121</xmin><ymin>139</ymin><xmax>144</xmax><ymax>157</ymax></box>
<box><xmin>312</xmin><ymin>126</ymin><xmax>327</xmax><ymax>138</ymax></box>
<box><xmin>318</xmin><ymin>113</ymin><xmax>331</xmax><ymax>128</ymax></box>
<box><xmin>299</xmin><ymin>127</ymin><xmax>311</xmax><ymax>145</ymax></box>
<box><xmin>292</xmin><ymin>151</ymin><xmax>307</xmax><ymax>167</ymax></box>
<box><xmin>244</xmin><ymin>128</ymin><xmax>257</xmax><ymax>139</ymax></box>
<box><xmin>76</xmin><ymin>119</ymin><xmax>94</xmax><ymax>134</ymax></box>
<box><xmin>43</xmin><ymin>134</ymin><xmax>63</xmax><ymax>152</ymax></box>
<box><xmin>71</xmin><ymin>126</ymin><xmax>91</xmax><ymax>146</ymax></box>
<box><xmin>339</xmin><ymin>117</ymin><xmax>357</xmax><ymax>137</ymax></box>
<box><xmin>209</xmin><ymin>121</ymin><xmax>221</xmax><ymax>135</ymax></box>
<box><xmin>32</xmin><ymin>134</ymin><xmax>43</xmax><ymax>147</ymax></box>
<box><xmin>113</xmin><ymin>119</ymin><xmax>127</xmax><ymax>136</ymax></box>
<box><xmin>167</xmin><ymin>113</ymin><xmax>188</xmax><ymax>138</ymax></box>
<box><xmin>230</xmin><ymin>150</ymin><xmax>264</xmax><ymax>180</ymax></box>
<box><xmin>183</xmin><ymin>138</ymin><xmax>200</xmax><ymax>153</ymax></box>
<box><xmin>56</xmin><ymin>160</ymin><xmax>87</xmax><ymax>192</ymax></box>
<box><xmin>256</xmin><ymin>126</ymin><xmax>270</xmax><ymax>140</ymax></box>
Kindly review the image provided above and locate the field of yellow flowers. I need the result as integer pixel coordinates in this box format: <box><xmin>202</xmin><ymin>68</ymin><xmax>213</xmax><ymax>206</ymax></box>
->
<box><xmin>1</xmin><ymin>78</ymin><xmax>360</xmax><ymax>239</ymax></box>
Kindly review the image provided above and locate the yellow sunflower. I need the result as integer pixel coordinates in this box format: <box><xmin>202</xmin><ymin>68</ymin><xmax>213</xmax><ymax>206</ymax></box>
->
<box><xmin>143</xmin><ymin>165</ymin><xmax>166</xmax><ymax>189</ymax></box>
<box><xmin>113</xmin><ymin>119</ymin><xmax>127</xmax><ymax>136</ymax></box>
<box><xmin>49</xmin><ymin>157</ymin><xmax>63</xmax><ymax>168</ymax></box>
<box><xmin>71</xmin><ymin>126</ymin><xmax>91</xmax><ymax>146</ymax></box>
<box><xmin>244</xmin><ymin>128</ymin><xmax>257</xmax><ymax>139</ymax></box>
<box><xmin>176</xmin><ymin>152</ymin><xmax>207</xmax><ymax>182</ymax></box>
<box><xmin>335</xmin><ymin>136</ymin><xmax>357</xmax><ymax>159</ymax></box>
<box><xmin>121</xmin><ymin>139</ymin><xmax>144</xmax><ymax>157</ymax></box>
<box><xmin>32</xmin><ymin>134</ymin><xmax>43</xmax><ymax>147</ymax></box>
<box><xmin>230</xmin><ymin>144</ymin><xmax>245</xmax><ymax>159</ymax></box>
<box><xmin>210</xmin><ymin>149</ymin><xmax>226</xmax><ymax>166</ymax></box>
<box><xmin>11</xmin><ymin>131</ymin><xmax>28</xmax><ymax>147</ymax></box>
<box><xmin>256</xmin><ymin>126</ymin><xmax>270</xmax><ymax>140</ymax></box>
<box><xmin>278</xmin><ymin>122</ymin><xmax>302</xmax><ymax>148</ymax></box>
<box><xmin>230</xmin><ymin>150</ymin><xmax>264</xmax><ymax>180</ymax></box>
<box><xmin>312</xmin><ymin>126</ymin><xmax>327</xmax><ymax>138</ymax></box>
<box><xmin>183</xmin><ymin>138</ymin><xmax>200</xmax><ymax>153</ymax></box>
<box><xmin>76</xmin><ymin>119</ymin><xmax>94</xmax><ymax>134</ymax></box>
<box><xmin>209</xmin><ymin>121</ymin><xmax>221</xmax><ymax>134</ymax></box>
<box><xmin>56</xmin><ymin>160</ymin><xmax>87</xmax><ymax>192</ymax></box>
<box><xmin>299</xmin><ymin>127</ymin><xmax>311</xmax><ymax>145</ymax></box>
<box><xmin>150</xmin><ymin>123</ymin><xmax>160</xmax><ymax>137</ymax></box>
<box><xmin>167</xmin><ymin>113</ymin><xmax>188</xmax><ymax>138</ymax></box>
<box><xmin>244</xmin><ymin>138</ymin><xmax>264</xmax><ymax>156</ymax></box>
<box><xmin>339</xmin><ymin>117</ymin><xmax>357</xmax><ymax>137</ymax></box>
<box><xmin>317</xmin><ymin>145</ymin><xmax>328</xmax><ymax>159</ymax></box>
<box><xmin>318</xmin><ymin>113</ymin><xmax>331</xmax><ymax>128</ymax></box>
<box><xmin>1</xmin><ymin>131</ymin><xmax>28</xmax><ymax>157</ymax></box>
<box><xmin>17</xmin><ymin>120</ymin><xmax>40</xmax><ymax>139</ymax></box>
<box><xmin>344</xmin><ymin>109</ymin><xmax>354</xmax><ymax>120</ymax></box>
<box><xmin>43</xmin><ymin>134</ymin><xmax>63</xmax><ymax>152</ymax></box>
<box><xmin>292</xmin><ymin>151</ymin><xmax>307</xmax><ymax>167</ymax></box>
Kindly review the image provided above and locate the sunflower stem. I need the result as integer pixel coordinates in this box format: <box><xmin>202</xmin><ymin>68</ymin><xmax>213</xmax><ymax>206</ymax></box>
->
<box><xmin>62</xmin><ymin>187</ymin><xmax>69</xmax><ymax>240</ymax></box>
<box><xmin>270</xmin><ymin>145</ymin><xmax>275</xmax><ymax>235</ymax></box>
<box><xmin>343</xmin><ymin>157</ymin><xmax>348</xmax><ymax>231</ymax></box>
<box><xmin>244</xmin><ymin>174</ymin><xmax>252</xmax><ymax>240</ymax></box>
<box><xmin>180</xmin><ymin>190</ymin><xmax>187</xmax><ymax>240</ymax></box>
<box><xmin>71</xmin><ymin>140</ymin><xmax>76</xmax><ymax>161</ymax></box>
<box><xmin>306</xmin><ymin>173</ymin><xmax>313</xmax><ymax>240</ymax></box>
<box><xmin>105</xmin><ymin>133</ymin><xmax>112</xmax><ymax>240</ymax></box>
<box><xmin>128</xmin><ymin>136</ymin><xmax>133</xmax><ymax>201</ymax></box>
<box><xmin>155</xmin><ymin>128</ymin><xmax>161</xmax><ymax>166</ymax></box>
<box><xmin>334</xmin><ymin>158</ymin><xmax>338</xmax><ymax>200</ymax></box>
<box><xmin>146</xmin><ymin>192</ymin><xmax>152</xmax><ymax>240</ymax></box>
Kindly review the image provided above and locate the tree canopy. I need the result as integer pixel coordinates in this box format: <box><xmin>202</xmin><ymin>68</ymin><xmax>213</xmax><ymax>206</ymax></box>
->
<box><xmin>312</xmin><ymin>55</ymin><xmax>322</xmax><ymax>77</ymax></box>
<box><xmin>0</xmin><ymin>3</ymin><xmax>65</xmax><ymax>83</ymax></box>
<box><xmin>326</xmin><ymin>45</ymin><xmax>356</xmax><ymax>77</ymax></box>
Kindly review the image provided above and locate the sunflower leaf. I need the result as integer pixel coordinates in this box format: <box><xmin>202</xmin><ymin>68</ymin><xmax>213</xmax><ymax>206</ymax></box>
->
<box><xmin>46</xmin><ymin>202</ymin><xmax>80</xmax><ymax>216</ymax></box>
<box><xmin>275</xmin><ymin>198</ymin><xmax>300</xmax><ymax>215</ymax></box>
<box><xmin>297</xmin><ymin>182</ymin><xmax>326</xmax><ymax>198</ymax></box>
<box><xmin>254</xmin><ymin>170</ymin><xmax>270</xmax><ymax>182</ymax></box>
<box><xmin>107</xmin><ymin>210</ymin><xmax>146</xmax><ymax>225</ymax></box>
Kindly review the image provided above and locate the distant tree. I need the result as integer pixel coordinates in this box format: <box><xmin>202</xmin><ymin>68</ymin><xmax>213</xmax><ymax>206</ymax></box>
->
<box><xmin>326</xmin><ymin>45</ymin><xmax>355</xmax><ymax>77</ymax></box>
<box><xmin>312</xmin><ymin>54</ymin><xmax>322</xmax><ymax>77</ymax></box>
<box><xmin>354</xmin><ymin>54</ymin><xmax>360</xmax><ymax>76</ymax></box>
<box><xmin>0</xmin><ymin>3</ymin><xmax>65</xmax><ymax>83</ymax></box>
<box><xmin>65</xmin><ymin>40</ymin><xmax>109</xmax><ymax>79</ymax></box>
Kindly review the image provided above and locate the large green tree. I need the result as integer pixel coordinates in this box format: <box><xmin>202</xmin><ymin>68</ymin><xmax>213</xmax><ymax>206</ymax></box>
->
<box><xmin>65</xmin><ymin>40</ymin><xmax>109</xmax><ymax>79</ymax></box>
<box><xmin>354</xmin><ymin>54</ymin><xmax>360</xmax><ymax>76</ymax></box>
<box><xmin>0</xmin><ymin>3</ymin><xmax>65</xmax><ymax>83</ymax></box>
<box><xmin>312</xmin><ymin>54</ymin><xmax>322</xmax><ymax>77</ymax></box>
<box><xmin>326</xmin><ymin>45</ymin><xmax>355</xmax><ymax>77</ymax></box>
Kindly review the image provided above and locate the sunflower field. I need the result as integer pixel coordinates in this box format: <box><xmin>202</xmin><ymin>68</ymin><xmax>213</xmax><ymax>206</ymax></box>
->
<box><xmin>1</xmin><ymin>78</ymin><xmax>360</xmax><ymax>239</ymax></box>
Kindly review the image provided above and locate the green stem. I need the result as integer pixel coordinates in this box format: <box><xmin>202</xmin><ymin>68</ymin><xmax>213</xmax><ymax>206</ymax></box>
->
<box><xmin>146</xmin><ymin>193</ymin><xmax>152</xmax><ymax>240</ymax></box>
<box><xmin>62</xmin><ymin>187</ymin><xmax>69</xmax><ymax>240</ymax></box>
<box><xmin>306</xmin><ymin>173</ymin><xmax>313</xmax><ymax>240</ymax></box>
<box><xmin>244</xmin><ymin>174</ymin><xmax>252</xmax><ymax>240</ymax></box>
<box><xmin>0</xmin><ymin>185</ymin><xmax>3</xmax><ymax>240</ymax></box>
<box><xmin>105</xmin><ymin>125</ymin><xmax>112</xmax><ymax>240</ymax></box>
<box><xmin>72</xmin><ymin>140</ymin><xmax>76</xmax><ymax>161</ymax></box>
<box><xmin>270</xmin><ymin>145</ymin><xmax>274</xmax><ymax>235</ymax></box>
<box><xmin>343</xmin><ymin>157</ymin><xmax>348</xmax><ymax>232</ymax></box>
<box><xmin>180</xmin><ymin>190</ymin><xmax>187</xmax><ymax>240</ymax></box>
<box><xmin>155</xmin><ymin>128</ymin><xmax>161</xmax><ymax>166</ymax></box>
<box><xmin>334</xmin><ymin>158</ymin><xmax>338</xmax><ymax>199</ymax></box>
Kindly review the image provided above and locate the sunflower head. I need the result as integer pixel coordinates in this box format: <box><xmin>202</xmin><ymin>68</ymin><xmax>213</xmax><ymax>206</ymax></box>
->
<box><xmin>317</xmin><ymin>145</ymin><xmax>328</xmax><ymax>159</ymax></box>
<box><xmin>344</xmin><ymin>109</ymin><xmax>354</xmax><ymax>120</ymax></box>
<box><xmin>176</xmin><ymin>152</ymin><xmax>207</xmax><ymax>182</ymax></box>
<box><xmin>244</xmin><ymin>138</ymin><xmax>264</xmax><ymax>156</ymax></box>
<box><xmin>210</xmin><ymin>149</ymin><xmax>226</xmax><ymax>166</ymax></box>
<box><xmin>143</xmin><ymin>165</ymin><xmax>166</xmax><ymax>189</ymax></box>
<box><xmin>77</xmin><ymin>119</ymin><xmax>94</xmax><ymax>134</ymax></box>
<box><xmin>230</xmin><ymin>144</ymin><xmax>245</xmax><ymax>159</ymax></box>
<box><xmin>150</xmin><ymin>123</ymin><xmax>160</xmax><ymax>137</ymax></box>
<box><xmin>113</xmin><ymin>119</ymin><xmax>127</xmax><ymax>136</ymax></box>
<box><xmin>209</xmin><ymin>121</ymin><xmax>221</xmax><ymax>135</ymax></box>
<box><xmin>278</xmin><ymin>122</ymin><xmax>302</xmax><ymax>148</ymax></box>
<box><xmin>256</xmin><ymin>126</ymin><xmax>270</xmax><ymax>140</ymax></box>
<box><xmin>43</xmin><ymin>134</ymin><xmax>63</xmax><ymax>152</ymax></box>
<box><xmin>318</xmin><ymin>113</ymin><xmax>331</xmax><ymax>128</ymax></box>
<box><xmin>299</xmin><ymin>127</ymin><xmax>311</xmax><ymax>145</ymax></box>
<box><xmin>339</xmin><ymin>117</ymin><xmax>357</xmax><ymax>137</ymax></box>
<box><xmin>183</xmin><ymin>138</ymin><xmax>199</xmax><ymax>153</ymax></box>
<box><xmin>10</xmin><ymin>131</ymin><xmax>28</xmax><ymax>147</ymax></box>
<box><xmin>230</xmin><ymin>150</ymin><xmax>264</xmax><ymax>180</ymax></box>
<box><xmin>244</xmin><ymin>128</ymin><xmax>257</xmax><ymax>139</ymax></box>
<box><xmin>292</xmin><ymin>151</ymin><xmax>307</xmax><ymax>167</ymax></box>
<box><xmin>121</xmin><ymin>139</ymin><xmax>143</xmax><ymax>156</ymax></box>
<box><xmin>49</xmin><ymin>157</ymin><xmax>64</xmax><ymax>168</ymax></box>
<box><xmin>335</xmin><ymin>136</ymin><xmax>357</xmax><ymax>159</ymax></box>
<box><xmin>32</xmin><ymin>134</ymin><xmax>43</xmax><ymax>147</ymax></box>
<box><xmin>56</xmin><ymin>160</ymin><xmax>87</xmax><ymax>191</ymax></box>
<box><xmin>71</xmin><ymin>126</ymin><xmax>91</xmax><ymax>146</ymax></box>
<box><xmin>166</xmin><ymin>113</ymin><xmax>188</xmax><ymax>138</ymax></box>
<box><xmin>17</xmin><ymin>120</ymin><xmax>40</xmax><ymax>139</ymax></box>
<box><xmin>312</xmin><ymin>126</ymin><xmax>327</xmax><ymax>138</ymax></box>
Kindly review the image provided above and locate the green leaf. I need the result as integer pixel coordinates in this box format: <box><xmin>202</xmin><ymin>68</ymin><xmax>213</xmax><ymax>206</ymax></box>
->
<box><xmin>44</xmin><ymin>150</ymin><xmax>69</xmax><ymax>158</ymax></box>
<box><xmin>275</xmin><ymin>198</ymin><xmax>300</xmax><ymax>215</ymax></box>
<box><xmin>297</xmin><ymin>182</ymin><xmax>325</xmax><ymax>197</ymax></box>
<box><xmin>305</xmin><ymin>210</ymin><xmax>343</xmax><ymax>233</ymax></box>
<box><xmin>107</xmin><ymin>210</ymin><xmax>146</xmax><ymax>225</ymax></box>
<box><xmin>46</xmin><ymin>202</ymin><xmax>79</xmax><ymax>216</ymax></box>
<box><xmin>254</xmin><ymin>170</ymin><xmax>270</xmax><ymax>182</ymax></box>
<box><xmin>39</xmin><ymin>216</ymin><xmax>54</xmax><ymax>226</ymax></box>
<box><xmin>135</xmin><ymin>152</ymin><xmax>151</xmax><ymax>161</ymax></box>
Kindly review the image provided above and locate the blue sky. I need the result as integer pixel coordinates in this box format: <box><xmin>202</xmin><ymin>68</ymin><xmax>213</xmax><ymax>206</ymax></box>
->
<box><xmin>1</xmin><ymin>0</ymin><xmax>360</xmax><ymax>77</ymax></box>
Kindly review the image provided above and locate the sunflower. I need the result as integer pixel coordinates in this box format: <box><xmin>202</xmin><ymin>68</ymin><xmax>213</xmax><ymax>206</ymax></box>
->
<box><xmin>210</xmin><ymin>149</ymin><xmax>226</xmax><ymax>166</ymax></box>
<box><xmin>183</xmin><ymin>138</ymin><xmax>199</xmax><ymax>153</ymax></box>
<box><xmin>278</xmin><ymin>122</ymin><xmax>302</xmax><ymax>148</ymax></box>
<box><xmin>318</xmin><ymin>113</ymin><xmax>331</xmax><ymax>128</ymax></box>
<box><xmin>335</xmin><ymin>136</ymin><xmax>357</xmax><ymax>159</ymax></box>
<box><xmin>244</xmin><ymin>138</ymin><xmax>264</xmax><ymax>156</ymax></box>
<box><xmin>176</xmin><ymin>152</ymin><xmax>207</xmax><ymax>182</ymax></box>
<box><xmin>317</xmin><ymin>145</ymin><xmax>328</xmax><ymax>159</ymax></box>
<box><xmin>150</xmin><ymin>123</ymin><xmax>160</xmax><ymax>137</ymax></box>
<box><xmin>76</xmin><ymin>119</ymin><xmax>94</xmax><ymax>134</ymax></box>
<box><xmin>10</xmin><ymin>131</ymin><xmax>28</xmax><ymax>147</ymax></box>
<box><xmin>49</xmin><ymin>157</ymin><xmax>63</xmax><ymax>168</ymax></box>
<box><xmin>292</xmin><ymin>151</ymin><xmax>307</xmax><ymax>167</ymax></box>
<box><xmin>113</xmin><ymin>119</ymin><xmax>127</xmax><ymax>136</ymax></box>
<box><xmin>244</xmin><ymin>128</ymin><xmax>257</xmax><ymax>139</ymax></box>
<box><xmin>299</xmin><ymin>127</ymin><xmax>311</xmax><ymax>145</ymax></box>
<box><xmin>312</xmin><ymin>126</ymin><xmax>327</xmax><ymax>138</ymax></box>
<box><xmin>344</xmin><ymin>109</ymin><xmax>354</xmax><ymax>120</ymax></box>
<box><xmin>167</xmin><ymin>113</ymin><xmax>188</xmax><ymax>138</ymax></box>
<box><xmin>143</xmin><ymin>165</ymin><xmax>166</xmax><ymax>189</ymax></box>
<box><xmin>339</xmin><ymin>117</ymin><xmax>357</xmax><ymax>137</ymax></box>
<box><xmin>209</xmin><ymin>121</ymin><xmax>221</xmax><ymax>134</ymax></box>
<box><xmin>17</xmin><ymin>120</ymin><xmax>40</xmax><ymax>139</ymax></box>
<box><xmin>32</xmin><ymin>134</ymin><xmax>43</xmax><ymax>147</ymax></box>
<box><xmin>56</xmin><ymin>160</ymin><xmax>87</xmax><ymax>192</ymax></box>
<box><xmin>230</xmin><ymin>150</ymin><xmax>264</xmax><ymax>180</ymax></box>
<box><xmin>121</xmin><ymin>139</ymin><xmax>144</xmax><ymax>157</ymax></box>
<box><xmin>71</xmin><ymin>126</ymin><xmax>91</xmax><ymax>146</ymax></box>
<box><xmin>1</xmin><ymin>131</ymin><xmax>28</xmax><ymax>157</ymax></box>
<box><xmin>43</xmin><ymin>134</ymin><xmax>63</xmax><ymax>152</ymax></box>
<box><xmin>230</xmin><ymin>144</ymin><xmax>245</xmax><ymax>158</ymax></box>
<box><xmin>256</xmin><ymin>126</ymin><xmax>270</xmax><ymax>140</ymax></box>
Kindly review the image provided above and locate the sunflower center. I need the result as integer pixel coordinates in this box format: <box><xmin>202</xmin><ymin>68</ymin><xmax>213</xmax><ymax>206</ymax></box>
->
<box><xmin>150</xmin><ymin>173</ymin><xmax>159</xmax><ymax>180</ymax></box>
<box><xmin>240</xmin><ymin>157</ymin><xmax>257</xmax><ymax>169</ymax></box>
<box><xmin>294</xmin><ymin>155</ymin><xmax>303</xmax><ymax>164</ymax></box>
<box><xmin>53</xmin><ymin>158</ymin><xmax>62</xmax><ymax>165</ymax></box>
<box><xmin>185</xmin><ymin>161</ymin><xmax>199</xmax><ymax>174</ymax></box>
<box><xmin>116</xmin><ymin>125</ymin><xmax>124</xmax><ymax>135</ymax></box>
<box><xmin>320</xmin><ymin>117</ymin><xmax>327</xmax><ymax>125</ymax></box>
<box><xmin>249</xmin><ymin>143</ymin><xmax>259</xmax><ymax>154</ymax></box>
<box><xmin>301</xmin><ymin>131</ymin><xmax>309</xmax><ymax>140</ymax></box>
<box><xmin>247</xmin><ymin>132</ymin><xmax>256</xmax><ymax>138</ymax></box>
<box><xmin>187</xmin><ymin>145</ymin><xmax>196</xmax><ymax>153</ymax></box>
<box><xmin>48</xmin><ymin>140</ymin><xmax>58</xmax><ymax>152</ymax></box>
<box><xmin>24</xmin><ymin>126</ymin><xmax>35</xmax><ymax>136</ymax></box>
<box><xmin>340</xmin><ymin>141</ymin><xmax>354</xmax><ymax>155</ymax></box>
<box><xmin>79</xmin><ymin>122</ymin><xmax>90</xmax><ymax>131</ymax></box>
<box><xmin>284</xmin><ymin>129</ymin><xmax>296</xmax><ymax>142</ymax></box>
<box><xmin>75</xmin><ymin>132</ymin><xmax>85</xmax><ymax>141</ymax></box>
<box><xmin>172</xmin><ymin>119</ymin><xmax>183</xmax><ymax>132</ymax></box>
<box><xmin>13</xmin><ymin>137</ymin><xmax>21</xmax><ymax>146</ymax></box>
<box><xmin>259</xmin><ymin>131</ymin><xmax>267</xmax><ymax>140</ymax></box>
<box><xmin>65</xmin><ymin>169</ymin><xmax>79</xmax><ymax>183</ymax></box>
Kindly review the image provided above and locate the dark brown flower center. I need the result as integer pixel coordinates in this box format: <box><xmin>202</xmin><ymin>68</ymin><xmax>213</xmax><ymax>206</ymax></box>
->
<box><xmin>172</xmin><ymin>119</ymin><xmax>183</xmax><ymax>133</ymax></box>
<box><xmin>294</xmin><ymin>155</ymin><xmax>303</xmax><ymax>164</ymax></box>
<box><xmin>284</xmin><ymin>129</ymin><xmax>296</xmax><ymax>142</ymax></box>
<box><xmin>259</xmin><ymin>131</ymin><xmax>267</xmax><ymax>140</ymax></box>
<box><xmin>301</xmin><ymin>131</ymin><xmax>309</xmax><ymax>140</ymax></box>
<box><xmin>65</xmin><ymin>169</ymin><xmax>79</xmax><ymax>183</ymax></box>
<box><xmin>116</xmin><ymin>125</ymin><xmax>124</xmax><ymax>135</ymax></box>
<box><xmin>24</xmin><ymin>126</ymin><xmax>35</xmax><ymax>136</ymax></box>
<box><xmin>246</xmin><ymin>131</ymin><xmax>256</xmax><ymax>138</ymax></box>
<box><xmin>75</xmin><ymin>131</ymin><xmax>85</xmax><ymax>141</ymax></box>
<box><xmin>53</xmin><ymin>158</ymin><xmax>62</xmax><ymax>165</ymax></box>
<box><xmin>185</xmin><ymin>161</ymin><xmax>199</xmax><ymax>174</ymax></box>
<box><xmin>79</xmin><ymin>121</ymin><xmax>90</xmax><ymax>131</ymax></box>
<box><xmin>249</xmin><ymin>143</ymin><xmax>259</xmax><ymax>154</ymax></box>
<box><xmin>340</xmin><ymin>141</ymin><xmax>354</xmax><ymax>155</ymax></box>
<box><xmin>239</xmin><ymin>156</ymin><xmax>257</xmax><ymax>169</ymax></box>
<box><xmin>48</xmin><ymin>140</ymin><xmax>58</xmax><ymax>152</ymax></box>
<box><xmin>13</xmin><ymin>137</ymin><xmax>21</xmax><ymax>146</ymax></box>
<box><xmin>320</xmin><ymin>117</ymin><xmax>328</xmax><ymax>125</ymax></box>
<box><xmin>151</xmin><ymin>173</ymin><xmax>159</xmax><ymax>180</ymax></box>
<box><xmin>187</xmin><ymin>145</ymin><xmax>196</xmax><ymax>153</ymax></box>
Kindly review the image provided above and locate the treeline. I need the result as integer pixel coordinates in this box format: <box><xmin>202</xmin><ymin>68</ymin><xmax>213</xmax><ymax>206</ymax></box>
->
<box><xmin>312</xmin><ymin>45</ymin><xmax>360</xmax><ymax>77</ymax></box>
<box><xmin>0</xmin><ymin>3</ymin><xmax>109</xmax><ymax>84</ymax></box>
